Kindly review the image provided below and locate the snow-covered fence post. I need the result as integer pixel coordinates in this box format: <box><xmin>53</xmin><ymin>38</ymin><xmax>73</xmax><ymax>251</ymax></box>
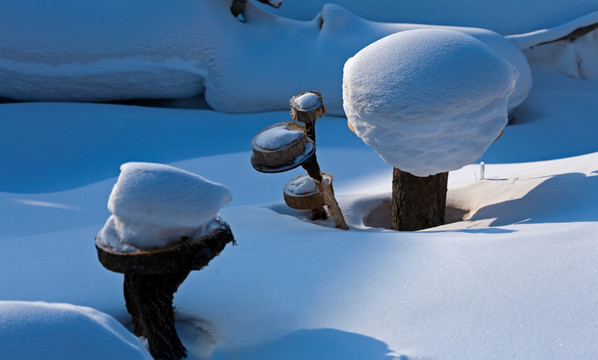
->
<box><xmin>251</xmin><ymin>91</ymin><xmax>348</xmax><ymax>229</ymax></box>
<box><xmin>343</xmin><ymin>29</ymin><xmax>518</xmax><ymax>231</ymax></box>
<box><xmin>95</xmin><ymin>163</ymin><xmax>234</xmax><ymax>360</ymax></box>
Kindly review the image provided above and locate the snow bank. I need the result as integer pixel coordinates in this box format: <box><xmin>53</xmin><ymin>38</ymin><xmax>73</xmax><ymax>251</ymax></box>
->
<box><xmin>0</xmin><ymin>1</ymin><xmax>531</xmax><ymax>115</ymax></box>
<box><xmin>343</xmin><ymin>29</ymin><xmax>517</xmax><ymax>176</ymax></box>
<box><xmin>97</xmin><ymin>162</ymin><xmax>232</xmax><ymax>251</ymax></box>
<box><xmin>0</xmin><ymin>301</ymin><xmax>151</xmax><ymax>360</ymax></box>
<box><xmin>507</xmin><ymin>11</ymin><xmax>598</xmax><ymax>80</ymax></box>
<box><xmin>254</xmin><ymin>0</ymin><xmax>598</xmax><ymax>35</ymax></box>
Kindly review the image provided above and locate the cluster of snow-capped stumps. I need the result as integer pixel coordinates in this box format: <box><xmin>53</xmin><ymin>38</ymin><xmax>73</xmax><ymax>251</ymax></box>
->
<box><xmin>251</xmin><ymin>91</ymin><xmax>348</xmax><ymax>230</ymax></box>
<box><xmin>93</xmin><ymin>27</ymin><xmax>517</xmax><ymax>360</ymax></box>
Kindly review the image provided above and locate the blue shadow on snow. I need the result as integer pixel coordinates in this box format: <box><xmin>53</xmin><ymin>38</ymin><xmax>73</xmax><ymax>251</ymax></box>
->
<box><xmin>212</xmin><ymin>328</ymin><xmax>407</xmax><ymax>360</ymax></box>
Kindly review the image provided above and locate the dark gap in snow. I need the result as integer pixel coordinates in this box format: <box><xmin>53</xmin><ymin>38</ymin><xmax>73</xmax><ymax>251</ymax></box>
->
<box><xmin>0</xmin><ymin>97</ymin><xmax>23</xmax><ymax>104</ymax></box>
<box><xmin>0</xmin><ymin>96</ymin><xmax>213</xmax><ymax>110</ymax></box>
<box><xmin>102</xmin><ymin>95</ymin><xmax>213</xmax><ymax>110</ymax></box>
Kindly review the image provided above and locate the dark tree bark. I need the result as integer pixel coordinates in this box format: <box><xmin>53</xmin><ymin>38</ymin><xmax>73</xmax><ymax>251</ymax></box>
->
<box><xmin>124</xmin><ymin>272</ymin><xmax>190</xmax><ymax>360</ymax></box>
<box><xmin>230</xmin><ymin>0</ymin><xmax>247</xmax><ymax>18</ymax></box>
<box><xmin>391</xmin><ymin>168</ymin><xmax>448</xmax><ymax>231</ymax></box>
<box><xmin>302</xmin><ymin>154</ymin><xmax>348</xmax><ymax>229</ymax></box>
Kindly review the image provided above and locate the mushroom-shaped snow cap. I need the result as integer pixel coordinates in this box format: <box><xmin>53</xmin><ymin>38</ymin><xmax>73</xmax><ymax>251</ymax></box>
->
<box><xmin>108</xmin><ymin>162</ymin><xmax>232</xmax><ymax>229</ymax></box>
<box><xmin>343</xmin><ymin>28</ymin><xmax>518</xmax><ymax>177</ymax></box>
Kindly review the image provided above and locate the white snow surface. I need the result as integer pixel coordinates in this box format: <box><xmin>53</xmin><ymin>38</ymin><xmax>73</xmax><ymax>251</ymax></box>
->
<box><xmin>287</xmin><ymin>176</ymin><xmax>317</xmax><ymax>195</ymax></box>
<box><xmin>2</xmin><ymin>2</ymin><xmax>598</xmax><ymax>359</ymax></box>
<box><xmin>343</xmin><ymin>29</ymin><xmax>517</xmax><ymax>176</ymax></box>
<box><xmin>2</xmin><ymin>67</ymin><xmax>598</xmax><ymax>359</ymax></box>
<box><xmin>255</xmin><ymin>125</ymin><xmax>304</xmax><ymax>150</ymax></box>
<box><xmin>98</xmin><ymin>162</ymin><xmax>232</xmax><ymax>251</ymax></box>
<box><xmin>0</xmin><ymin>301</ymin><xmax>151</xmax><ymax>360</ymax></box>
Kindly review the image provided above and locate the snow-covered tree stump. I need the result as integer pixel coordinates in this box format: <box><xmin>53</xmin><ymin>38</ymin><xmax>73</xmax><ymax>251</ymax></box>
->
<box><xmin>291</xmin><ymin>91</ymin><xmax>347</xmax><ymax>229</ymax></box>
<box><xmin>95</xmin><ymin>162</ymin><xmax>234</xmax><ymax>360</ymax></box>
<box><xmin>343</xmin><ymin>29</ymin><xmax>518</xmax><ymax>231</ymax></box>
<box><xmin>283</xmin><ymin>173</ymin><xmax>332</xmax><ymax>221</ymax></box>
<box><xmin>97</xmin><ymin>219</ymin><xmax>234</xmax><ymax>360</ymax></box>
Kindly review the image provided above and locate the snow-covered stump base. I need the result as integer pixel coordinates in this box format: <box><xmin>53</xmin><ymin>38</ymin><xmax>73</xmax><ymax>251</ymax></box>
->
<box><xmin>302</xmin><ymin>155</ymin><xmax>348</xmax><ymax>229</ymax></box>
<box><xmin>391</xmin><ymin>168</ymin><xmax>448</xmax><ymax>231</ymax></box>
<box><xmin>96</xmin><ymin>219</ymin><xmax>234</xmax><ymax>360</ymax></box>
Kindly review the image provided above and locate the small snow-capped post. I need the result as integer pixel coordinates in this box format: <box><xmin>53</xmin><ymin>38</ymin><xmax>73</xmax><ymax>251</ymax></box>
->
<box><xmin>342</xmin><ymin>29</ymin><xmax>518</xmax><ymax>231</ymax></box>
<box><xmin>290</xmin><ymin>91</ymin><xmax>326</xmax><ymax>143</ymax></box>
<box><xmin>95</xmin><ymin>163</ymin><xmax>234</xmax><ymax>360</ymax></box>
<box><xmin>480</xmin><ymin>162</ymin><xmax>486</xmax><ymax>180</ymax></box>
<box><xmin>251</xmin><ymin>91</ymin><xmax>348</xmax><ymax>229</ymax></box>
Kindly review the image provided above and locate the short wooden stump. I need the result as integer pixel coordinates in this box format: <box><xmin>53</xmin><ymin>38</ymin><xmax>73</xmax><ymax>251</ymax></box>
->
<box><xmin>96</xmin><ymin>218</ymin><xmax>235</xmax><ymax>360</ymax></box>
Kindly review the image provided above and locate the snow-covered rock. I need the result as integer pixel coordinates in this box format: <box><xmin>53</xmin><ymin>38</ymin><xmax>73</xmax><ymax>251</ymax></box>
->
<box><xmin>97</xmin><ymin>162</ymin><xmax>232</xmax><ymax>252</ymax></box>
<box><xmin>0</xmin><ymin>301</ymin><xmax>151</xmax><ymax>360</ymax></box>
<box><xmin>343</xmin><ymin>29</ymin><xmax>518</xmax><ymax>177</ymax></box>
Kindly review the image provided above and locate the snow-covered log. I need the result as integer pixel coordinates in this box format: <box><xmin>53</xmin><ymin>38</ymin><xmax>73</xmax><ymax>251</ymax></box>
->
<box><xmin>0</xmin><ymin>1</ymin><xmax>531</xmax><ymax>114</ymax></box>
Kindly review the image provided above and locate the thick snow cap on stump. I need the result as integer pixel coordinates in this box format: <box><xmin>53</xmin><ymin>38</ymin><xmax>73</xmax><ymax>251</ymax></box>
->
<box><xmin>342</xmin><ymin>29</ymin><xmax>518</xmax><ymax>177</ymax></box>
<box><xmin>98</xmin><ymin>162</ymin><xmax>232</xmax><ymax>251</ymax></box>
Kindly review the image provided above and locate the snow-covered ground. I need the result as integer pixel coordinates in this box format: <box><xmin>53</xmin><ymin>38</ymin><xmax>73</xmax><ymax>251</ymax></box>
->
<box><xmin>1</xmin><ymin>1</ymin><xmax>598</xmax><ymax>359</ymax></box>
<box><xmin>1</xmin><ymin>67</ymin><xmax>597</xmax><ymax>359</ymax></box>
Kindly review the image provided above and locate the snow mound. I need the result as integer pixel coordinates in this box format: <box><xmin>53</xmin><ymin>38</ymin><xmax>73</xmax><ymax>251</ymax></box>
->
<box><xmin>343</xmin><ymin>29</ymin><xmax>518</xmax><ymax>177</ymax></box>
<box><xmin>98</xmin><ymin>162</ymin><xmax>232</xmax><ymax>251</ymax></box>
<box><xmin>0</xmin><ymin>301</ymin><xmax>151</xmax><ymax>360</ymax></box>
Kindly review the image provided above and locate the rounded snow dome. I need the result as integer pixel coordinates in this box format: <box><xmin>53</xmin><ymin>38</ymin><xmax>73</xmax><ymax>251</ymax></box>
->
<box><xmin>107</xmin><ymin>162</ymin><xmax>232</xmax><ymax>229</ymax></box>
<box><xmin>342</xmin><ymin>28</ymin><xmax>518</xmax><ymax>177</ymax></box>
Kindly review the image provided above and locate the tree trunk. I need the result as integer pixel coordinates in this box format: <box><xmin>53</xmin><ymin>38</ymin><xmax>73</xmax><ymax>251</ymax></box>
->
<box><xmin>391</xmin><ymin>168</ymin><xmax>448</xmax><ymax>231</ymax></box>
<box><xmin>230</xmin><ymin>0</ymin><xmax>247</xmax><ymax>18</ymax></box>
<box><xmin>124</xmin><ymin>271</ymin><xmax>190</xmax><ymax>360</ymax></box>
